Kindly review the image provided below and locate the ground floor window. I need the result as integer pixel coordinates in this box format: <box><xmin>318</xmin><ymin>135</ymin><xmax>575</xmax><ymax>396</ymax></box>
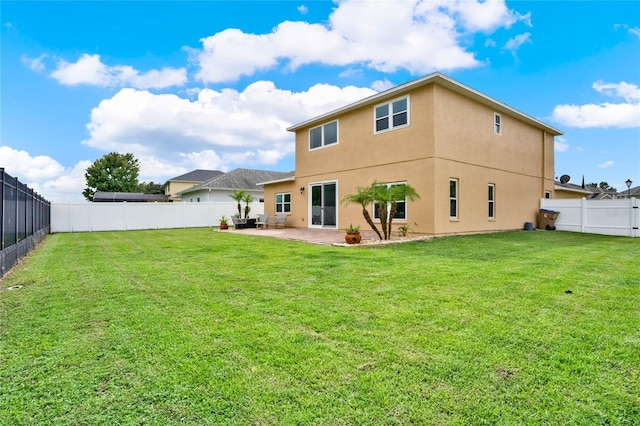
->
<box><xmin>488</xmin><ymin>184</ymin><xmax>495</xmax><ymax>219</ymax></box>
<box><xmin>373</xmin><ymin>182</ymin><xmax>408</xmax><ymax>220</ymax></box>
<box><xmin>275</xmin><ymin>192</ymin><xmax>291</xmax><ymax>213</ymax></box>
<box><xmin>450</xmin><ymin>179</ymin><xmax>458</xmax><ymax>219</ymax></box>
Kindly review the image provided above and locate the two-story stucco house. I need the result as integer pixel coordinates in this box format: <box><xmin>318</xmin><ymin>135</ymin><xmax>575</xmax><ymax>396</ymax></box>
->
<box><xmin>262</xmin><ymin>72</ymin><xmax>563</xmax><ymax>236</ymax></box>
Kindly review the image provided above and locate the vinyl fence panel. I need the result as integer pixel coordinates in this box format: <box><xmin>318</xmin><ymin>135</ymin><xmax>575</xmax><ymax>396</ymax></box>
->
<box><xmin>541</xmin><ymin>198</ymin><xmax>638</xmax><ymax>237</ymax></box>
<box><xmin>50</xmin><ymin>201</ymin><xmax>264</xmax><ymax>233</ymax></box>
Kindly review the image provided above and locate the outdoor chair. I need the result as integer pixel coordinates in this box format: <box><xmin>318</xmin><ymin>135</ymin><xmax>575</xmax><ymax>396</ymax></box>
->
<box><xmin>273</xmin><ymin>213</ymin><xmax>288</xmax><ymax>229</ymax></box>
<box><xmin>256</xmin><ymin>214</ymin><xmax>269</xmax><ymax>229</ymax></box>
<box><xmin>231</xmin><ymin>216</ymin><xmax>247</xmax><ymax>229</ymax></box>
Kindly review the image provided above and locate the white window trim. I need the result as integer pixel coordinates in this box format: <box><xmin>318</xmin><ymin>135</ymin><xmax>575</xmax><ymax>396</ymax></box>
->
<box><xmin>275</xmin><ymin>192</ymin><xmax>291</xmax><ymax>214</ymax></box>
<box><xmin>309</xmin><ymin>120</ymin><xmax>339</xmax><ymax>151</ymax></box>
<box><xmin>488</xmin><ymin>183</ymin><xmax>495</xmax><ymax>220</ymax></box>
<box><xmin>374</xmin><ymin>95</ymin><xmax>410</xmax><ymax>134</ymax></box>
<box><xmin>494</xmin><ymin>113</ymin><xmax>502</xmax><ymax>135</ymax></box>
<box><xmin>449</xmin><ymin>178</ymin><xmax>458</xmax><ymax>220</ymax></box>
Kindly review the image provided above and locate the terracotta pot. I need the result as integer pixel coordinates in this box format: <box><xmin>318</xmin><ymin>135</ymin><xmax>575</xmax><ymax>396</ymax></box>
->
<box><xmin>345</xmin><ymin>232</ymin><xmax>361</xmax><ymax>244</ymax></box>
<box><xmin>220</xmin><ymin>224</ymin><xmax>229</xmax><ymax>230</ymax></box>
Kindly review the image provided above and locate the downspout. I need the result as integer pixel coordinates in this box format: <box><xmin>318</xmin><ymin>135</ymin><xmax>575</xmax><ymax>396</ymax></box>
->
<box><xmin>541</xmin><ymin>130</ymin><xmax>547</xmax><ymax>198</ymax></box>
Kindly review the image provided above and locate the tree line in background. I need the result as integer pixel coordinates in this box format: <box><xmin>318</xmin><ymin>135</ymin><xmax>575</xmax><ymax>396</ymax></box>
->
<box><xmin>82</xmin><ymin>152</ymin><xmax>163</xmax><ymax>201</ymax></box>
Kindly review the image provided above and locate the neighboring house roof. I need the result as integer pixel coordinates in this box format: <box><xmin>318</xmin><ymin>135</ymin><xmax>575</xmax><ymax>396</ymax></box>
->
<box><xmin>178</xmin><ymin>168</ymin><xmax>294</xmax><ymax>195</ymax></box>
<box><xmin>287</xmin><ymin>72</ymin><xmax>563</xmax><ymax>137</ymax></box>
<box><xmin>93</xmin><ymin>192</ymin><xmax>169</xmax><ymax>202</ymax></box>
<box><xmin>166</xmin><ymin>169</ymin><xmax>224</xmax><ymax>183</ymax></box>
<box><xmin>554</xmin><ymin>181</ymin><xmax>592</xmax><ymax>195</ymax></box>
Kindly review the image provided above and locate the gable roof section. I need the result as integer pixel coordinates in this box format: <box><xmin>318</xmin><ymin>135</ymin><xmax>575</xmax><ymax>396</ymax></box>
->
<box><xmin>179</xmin><ymin>168</ymin><xmax>294</xmax><ymax>195</ymax></box>
<box><xmin>167</xmin><ymin>169</ymin><xmax>224</xmax><ymax>183</ymax></box>
<box><xmin>287</xmin><ymin>72</ymin><xmax>563</xmax><ymax>136</ymax></box>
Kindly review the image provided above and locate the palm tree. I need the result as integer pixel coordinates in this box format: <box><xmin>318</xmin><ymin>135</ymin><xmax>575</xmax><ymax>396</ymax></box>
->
<box><xmin>341</xmin><ymin>185</ymin><xmax>383</xmax><ymax>240</ymax></box>
<box><xmin>242</xmin><ymin>192</ymin><xmax>255</xmax><ymax>218</ymax></box>
<box><xmin>387</xmin><ymin>184</ymin><xmax>420</xmax><ymax>238</ymax></box>
<box><xmin>229</xmin><ymin>189</ymin><xmax>248</xmax><ymax>218</ymax></box>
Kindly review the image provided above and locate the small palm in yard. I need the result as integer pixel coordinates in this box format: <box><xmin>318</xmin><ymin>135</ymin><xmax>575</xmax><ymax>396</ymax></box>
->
<box><xmin>343</xmin><ymin>182</ymin><xmax>420</xmax><ymax>240</ymax></box>
<box><xmin>229</xmin><ymin>189</ymin><xmax>248</xmax><ymax>218</ymax></box>
<box><xmin>341</xmin><ymin>185</ymin><xmax>383</xmax><ymax>239</ymax></box>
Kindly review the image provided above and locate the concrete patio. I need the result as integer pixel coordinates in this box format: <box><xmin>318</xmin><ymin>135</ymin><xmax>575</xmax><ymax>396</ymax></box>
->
<box><xmin>225</xmin><ymin>226</ymin><xmax>430</xmax><ymax>246</ymax></box>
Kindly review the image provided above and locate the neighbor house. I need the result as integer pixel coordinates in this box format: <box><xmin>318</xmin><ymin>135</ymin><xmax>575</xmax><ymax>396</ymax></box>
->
<box><xmin>178</xmin><ymin>168</ymin><xmax>293</xmax><ymax>210</ymax></box>
<box><xmin>163</xmin><ymin>169</ymin><xmax>224</xmax><ymax>202</ymax></box>
<box><xmin>262</xmin><ymin>72</ymin><xmax>563</xmax><ymax>236</ymax></box>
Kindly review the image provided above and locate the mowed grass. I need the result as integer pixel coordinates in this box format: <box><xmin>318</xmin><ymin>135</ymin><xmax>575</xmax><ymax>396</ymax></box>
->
<box><xmin>0</xmin><ymin>229</ymin><xmax>638</xmax><ymax>425</ymax></box>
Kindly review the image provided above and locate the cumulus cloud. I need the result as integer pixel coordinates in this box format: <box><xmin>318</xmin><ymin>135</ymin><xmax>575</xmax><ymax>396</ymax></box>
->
<box><xmin>598</xmin><ymin>160</ymin><xmax>614</xmax><ymax>168</ymax></box>
<box><xmin>194</xmin><ymin>0</ymin><xmax>528</xmax><ymax>83</ymax></box>
<box><xmin>0</xmin><ymin>146</ymin><xmax>88</xmax><ymax>202</ymax></box>
<box><xmin>50</xmin><ymin>54</ymin><xmax>187</xmax><ymax>89</ymax></box>
<box><xmin>552</xmin><ymin>81</ymin><xmax>640</xmax><ymax>128</ymax></box>
<box><xmin>82</xmin><ymin>81</ymin><xmax>376</xmax><ymax>180</ymax></box>
<box><xmin>297</xmin><ymin>5</ymin><xmax>308</xmax><ymax>15</ymax></box>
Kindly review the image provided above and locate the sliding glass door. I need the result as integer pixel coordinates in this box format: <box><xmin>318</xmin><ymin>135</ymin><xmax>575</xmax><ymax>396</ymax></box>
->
<box><xmin>310</xmin><ymin>182</ymin><xmax>337</xmax><ymax>228</ymax></box>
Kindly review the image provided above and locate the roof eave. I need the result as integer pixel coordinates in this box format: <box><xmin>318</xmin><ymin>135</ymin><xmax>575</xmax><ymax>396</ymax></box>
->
<box><xmin>257</xmin><ymin>175</ymin><xmax>296</xmax><ymax>186</ymax></box>
<box><xmin>286</xmin><ymin>72</ymin><xmax>563</xmax><ymax>136</ymax></box>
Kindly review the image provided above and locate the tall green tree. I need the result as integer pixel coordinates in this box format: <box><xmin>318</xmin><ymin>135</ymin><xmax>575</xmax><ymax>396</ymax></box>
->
<box><xmin>83</xmin><ymin>152</ymin><xmax>141</xmax><ymax>201</ymax></box>
<box><xmin>138</xmin><ymin>181</ymin><xmax>163</xmax><ymax>194</ymax></box>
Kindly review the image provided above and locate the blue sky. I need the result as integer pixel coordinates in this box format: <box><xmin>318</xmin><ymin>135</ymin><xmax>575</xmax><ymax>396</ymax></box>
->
<box><xmin>1</xmin><ymin>0</ymin><xmax>639</xmax><ymax>202</ymax></box>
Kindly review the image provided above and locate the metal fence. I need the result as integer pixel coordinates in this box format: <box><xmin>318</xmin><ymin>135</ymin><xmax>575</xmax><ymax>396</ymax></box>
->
<box><xmin>0</xmin><ymin>168</ymin><xmax>51</xmax><ymax>277</ymax></box>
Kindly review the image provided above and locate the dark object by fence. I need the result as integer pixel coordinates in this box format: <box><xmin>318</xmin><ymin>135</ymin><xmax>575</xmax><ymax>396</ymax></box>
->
<box><xmin>0</xmin><ymin>168</ymin><xmax>51</xmax><ymax>277</ymax></box>
<box><xmin>537</xmin><ymin>209</ymin><xmax>559</xmax><ymax>231</ymax></box>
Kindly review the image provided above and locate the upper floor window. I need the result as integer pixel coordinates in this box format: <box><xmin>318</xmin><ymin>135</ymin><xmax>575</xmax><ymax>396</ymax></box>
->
<box><xmin>276</xmin><ymin>192</ymin><xmax>291</xmax><ymax>213</ymax></box>
<box><xmin>544</xmin><ymin>191</ymin><xmax>551</xmax><ymax>199</ymax></box>
<box><xmin>375</xmin><ymin>96</ymin><xmax>409</xmax><ymax>133</ymax></box>
<box><xmin>494</xmin><ymin>113</ymin><xmax>502</xmax><ymax>135</ymax></box>
<box><xmin>309</xmin><ymin>121</ymin><xmax>338</xmax><ymax>150</ymax></box>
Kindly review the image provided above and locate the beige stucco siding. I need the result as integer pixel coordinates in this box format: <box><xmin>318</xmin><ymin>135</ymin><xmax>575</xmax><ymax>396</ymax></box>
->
<box><xmin>266</xmin><ymin>75</ymin><xmax>559</xmax><ymax>236</ymax></box>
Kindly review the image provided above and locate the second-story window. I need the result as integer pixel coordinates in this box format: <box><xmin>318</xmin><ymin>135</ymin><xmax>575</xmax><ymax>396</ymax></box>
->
<box><xmin>375</xmin><ymin>96</ymin><xmax>409</xmax><ymax>133</ymax></box>
<box><xmin>309</xmin><ymin>121</ymin><xmax>338</xmax><ymax>150</ymax></box>
<box><xmin>494</xmin><ymin>113</ymin><xmax>502</xmax><ymax>135</ymax></box>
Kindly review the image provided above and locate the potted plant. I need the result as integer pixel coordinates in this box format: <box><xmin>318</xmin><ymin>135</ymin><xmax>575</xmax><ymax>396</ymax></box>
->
<box><xmin>345</xmin><ymin>224</ymin><xmax>362</xmax><ymax>244</ymax></box>
<box><xmin>398</xmin><ymin>225</ymin><xmax>410</xmax><ymax>237</ymax></box>
<box><xmin>219</xmin><ymin>215</ymin><xmax>229</xmax><ymax>230</ymax></box>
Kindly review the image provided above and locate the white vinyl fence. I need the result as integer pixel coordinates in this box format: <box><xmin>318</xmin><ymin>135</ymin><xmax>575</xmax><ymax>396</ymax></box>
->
<box><xmin>540</xmin><ymin>197</ymin><xmax>638</xmax><ymax>237</ymax></box>
<box><xmin>51</xmin><ymin>201</ymin><xmax>264</xmax><ymax>233</ymax></box>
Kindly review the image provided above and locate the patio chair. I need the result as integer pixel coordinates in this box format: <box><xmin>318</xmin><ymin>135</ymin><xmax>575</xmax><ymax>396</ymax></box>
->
<box><xmin>273</xmin><ymin>213</ymin><xmax>288</xmax><ymax>229</ymax></box>
<box><xmin>256</xmin><ymin>214</ymin><xmax>269</xmax><ymax>229</ymax></box>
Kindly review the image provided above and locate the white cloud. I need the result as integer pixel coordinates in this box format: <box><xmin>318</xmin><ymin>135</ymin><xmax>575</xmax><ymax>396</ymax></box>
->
<box><xmin>0</xmin><ymin>146</ymin><xmax>89</xmax><ymax>202</ymax></box>
<box><xmin>194</xmin><ymin>0</ymin><xmax>528</xmax><ymax>83</ymax></box>
<box><xmin>598</xmin><ymin>160</ymin><xmax>614</xmax><ymax>168</ymax></box>
<box><xmin>0</xmin><ymin>146</ymin><xmax>65</xmax><ymax>180</ymax></box>
<box><xmin>554</xmin><ymin>136</ymin><xmax>569</xmax><ymax>152</ymax></box>
<box><xmin>552</xmin><ymin>81</ymin><xmax>640</xmax><ymax>128</ymax></box>
<box><xmin>50</xmin><ymin>54</ymin><xmax>187</xmax><ymax>89</ymax></box>
<box><xmin>371</xmin><ymin>79</ymin><xmax>394</xmax><ymax>92</ymax></box>
<box><xmin>631</xmin><ymin>27</ymin><xmax>640</xmax><ymax>39</ymax></box>
<box><xmin>297</xmin><ymin>5</ymin><xmax>308</xmax><ymax>15</ymax></box>
<box><xmin>614</xmin><ymin>24</ymin><xmax>640</xmax><ymax>39</ymax></box>
<box><xmin>21</xmin><ymin>54</ymin><xmax>48</xmax><ymax>72</ymax></box>
<box><xmin>81</xmin><ymin>81</ymin><xmax>376</xmax><ymax>181</ymax></box>
<box><xmin>504</xmin><ymin>32</ymin><xmax>531</xmax><ymax>53</ymax></box>
<box><xmin>592</xmin><ymin>80</ymin><xmax>640</xmax><ymax>103</ymax></box>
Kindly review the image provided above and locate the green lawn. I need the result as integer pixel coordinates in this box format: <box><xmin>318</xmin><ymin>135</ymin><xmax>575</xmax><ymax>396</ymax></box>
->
<box><xmin>0</xmin><ymin>229</ymin><xmax>638</xmax><ymax>425</ymax></box>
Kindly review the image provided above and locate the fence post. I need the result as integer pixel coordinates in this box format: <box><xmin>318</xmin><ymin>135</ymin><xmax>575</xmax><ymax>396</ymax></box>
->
<box><xmin>580</xmin><ymin>197</ymin><xmax>587</xmax><ymax>233</ymax></box>
<box><xmin>632</xmin><ymin>197</ymin><xmax>638</xmax><ymax>238</ymax></box>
